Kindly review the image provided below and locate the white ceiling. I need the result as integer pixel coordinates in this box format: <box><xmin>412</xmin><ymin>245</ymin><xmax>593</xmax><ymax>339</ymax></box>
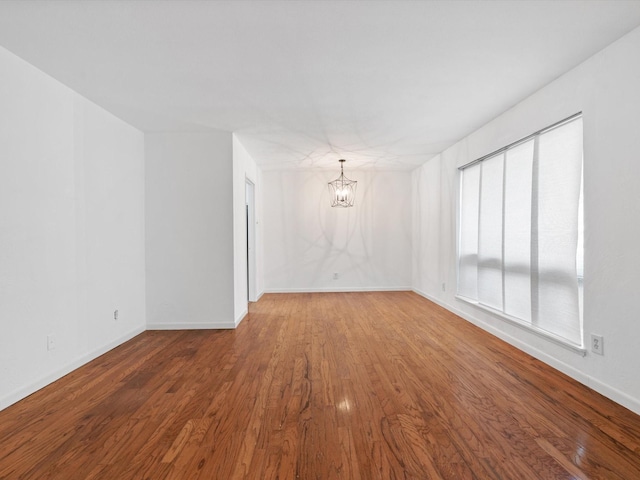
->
<box><xmin>1</xmin><ymin>1</ymin><xmax>640</xmax><ymax>170</ymax></box>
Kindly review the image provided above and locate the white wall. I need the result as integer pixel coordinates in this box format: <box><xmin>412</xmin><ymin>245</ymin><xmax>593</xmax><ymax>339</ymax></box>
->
<box><xmin>264</xmin><ymin>169</ymin><xmax>412</xmax><ymax>292</ymax></box>
<box><xmin>412</xmin><ymin>26</ymin><xmax>640</xmax><ymax>414</ymax></box>
<box><xmin>232</xmin><ymin>135</ymin><xmax>262</xmax><ymax>324</ymax></box>
<box><xmin>145</xmin><ymin>132</ymin><xmax>235</xmax><ymax>329</ymax></box>
<box><xmin>0</xmin><ymin>46</ymin><xmax>146</xmax><ymax>410</ymax></box>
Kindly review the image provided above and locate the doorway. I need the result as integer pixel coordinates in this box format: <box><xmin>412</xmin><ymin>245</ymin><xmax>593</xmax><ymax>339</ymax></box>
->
<box><xmin>245</xmin><ymin>179</ymin><xmax>257</xmax><ymax>302</ymax></box>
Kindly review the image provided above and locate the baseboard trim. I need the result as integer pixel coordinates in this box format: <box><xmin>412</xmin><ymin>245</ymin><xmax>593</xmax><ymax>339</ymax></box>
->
<box><xmin>0</xmin><ymin>325</ymin><xmax>145</xmax><ymax>412</ymax></box>
<box><xmin>235</xmin><ymin>309</ymin><xmax>248</xmax><ymax>327</ymax></box>
<box><xmin>264</xmin><ymin>286</ymin><xmax>412</xmax><ymax>293</ymax></box>
<box><xmin>411</xmin><ymin>288</ymin><xmax>640</xmax><ymax>416</ymax></box>
<box><xmin>147</xmin><ymin>322</ymin><xmax>236</xmax><ymax>330</ymax></box>
<box><xmin>586</xmin><ymin>376</ymin><xmax>640</xmax><ymax>416</ymax></box>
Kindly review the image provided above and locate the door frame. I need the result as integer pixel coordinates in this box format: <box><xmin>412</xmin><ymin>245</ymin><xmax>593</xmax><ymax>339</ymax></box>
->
<box><xmin>245</xmin><ymin>178</ymin><xmax>257</xmax><ymax>302</ymax></box>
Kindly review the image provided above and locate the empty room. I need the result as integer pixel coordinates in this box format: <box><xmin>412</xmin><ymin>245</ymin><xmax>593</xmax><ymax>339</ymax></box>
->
<box><xmin>1</xmin><ymin>1</ymin><xmax>640</xmax><ymax>478</ymax></box>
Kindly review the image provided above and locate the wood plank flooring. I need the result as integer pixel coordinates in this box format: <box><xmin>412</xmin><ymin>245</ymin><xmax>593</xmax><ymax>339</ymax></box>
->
<box><xmin>1</xmin><ymin>292</ymin><xmax>639</xmax><ymax>479</ymax></box>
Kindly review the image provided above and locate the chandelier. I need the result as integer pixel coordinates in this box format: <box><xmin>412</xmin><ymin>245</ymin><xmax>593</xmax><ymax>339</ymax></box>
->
<box><xmin>327</xmin><ymin>159</ymin><xmax>357</xmax><ymax>207</ymax></box>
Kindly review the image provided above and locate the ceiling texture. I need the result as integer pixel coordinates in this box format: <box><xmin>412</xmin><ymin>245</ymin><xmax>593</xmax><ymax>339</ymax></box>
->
<box><xmin>1</xmin><ymin>0</ymin><xmax>640</xmax><ymax>170</ymax></box>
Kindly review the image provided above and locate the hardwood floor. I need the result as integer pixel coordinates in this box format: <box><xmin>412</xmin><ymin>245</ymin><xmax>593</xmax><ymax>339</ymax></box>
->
<box><xmin>1</xmin><ymin>292</ymin><xmax>639</xmax><ymax>479</ymax></box>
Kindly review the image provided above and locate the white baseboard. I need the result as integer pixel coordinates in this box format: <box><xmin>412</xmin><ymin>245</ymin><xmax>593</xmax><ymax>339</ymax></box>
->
<box><xmin>411</xmin><ymin>288</ymin><xmax>640</xmax><ymax>416</ymax></box>
<box><xmin>0</xmin><ymin>325</ymin><xmax>145</xmax><ymax>412</ymax></box>
<box><xmin>147</xmin><ymin>322</ymin><xmax>236</xmax><ymax>330</ymax></box>
<box><xmin>264</xmin><ymin>286</ymin><xmax>412</xmax><ymax>293</ymax></box>
<box><xmin>235</xmin><ymin>309</ymin><xmax>248</xmax><ymax>327</ymax></box>
<box><xmin>586</xmin><ymin>376</ymin><xmax>640</xmax><ymax>416</ymax></box>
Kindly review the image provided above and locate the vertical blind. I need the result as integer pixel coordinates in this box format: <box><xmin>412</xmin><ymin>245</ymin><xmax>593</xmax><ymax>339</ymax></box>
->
<box><xmin>458</xmin><ymin>115</ymin><xmax>583</xmax><ymax>346</ymax></box>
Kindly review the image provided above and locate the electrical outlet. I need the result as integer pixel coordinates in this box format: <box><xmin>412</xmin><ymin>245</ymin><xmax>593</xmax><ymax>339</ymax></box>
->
<box><xmin>114</xmin><ymin>309</ymin><xmax>119</xmax><ymax>321</ymax></box>
<box><xmin>333</xmin><ymin>273</ymin><xmax>339</xmax><ymax>280</ymax></box>
<box><xmin>47</xmin><ymin>334</ymin><xmax>55</xmax><ymax>351</ymax></box>
<box><xmin>591</xmin><ymin>334</ymin><xmax>604</xmax><ymax>355</ymax></box>
<box><xmin>442</xmin><ymin>282</ymin><xmax>446</xmax><ymax>292</ymax></box>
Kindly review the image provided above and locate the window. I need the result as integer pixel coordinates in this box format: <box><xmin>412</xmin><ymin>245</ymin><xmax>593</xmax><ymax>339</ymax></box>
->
<box><xmin>457</xmin><ymin>114</ymin><xmax>584</xmax><ymax>349</ymax></box>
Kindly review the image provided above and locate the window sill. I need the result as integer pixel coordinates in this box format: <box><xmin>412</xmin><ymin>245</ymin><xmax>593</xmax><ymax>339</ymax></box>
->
<box><xmin>455</xmin><ymin>295</ymin><xmax>587</xmax><ymax>356</ymax></box>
